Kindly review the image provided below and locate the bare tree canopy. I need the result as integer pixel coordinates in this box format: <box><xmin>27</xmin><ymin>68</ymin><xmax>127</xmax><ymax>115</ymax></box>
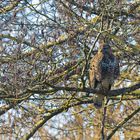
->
<box><xmin>0</xmin><ymin>0</ymin><xmax>140</xmax><ymax>139</ymax></box>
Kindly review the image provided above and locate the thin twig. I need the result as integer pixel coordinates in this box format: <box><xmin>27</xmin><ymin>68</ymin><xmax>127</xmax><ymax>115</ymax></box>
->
<box><xmin>107</xmin><ymin>106</ymin><xmax>140</xmax><ymax>140</ymax></box>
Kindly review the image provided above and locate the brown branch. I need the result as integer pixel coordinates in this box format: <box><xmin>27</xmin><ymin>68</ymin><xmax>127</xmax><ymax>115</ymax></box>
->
<box><xmin>1</xmin><ymin>83</ymin><xmax>139</xmax><ymax>100</ymax></box>
<box><xmin>101</xmin><ymin>99</ymin><xmax>109</xmax><ymax>140</ymax></box>
<box><xmin>0</xmin><ymin>34</ymin><xmax>35</xmax><ymax>48</ymax></box>
<box><xmin>0</xmin><ymin>0</ymin><xmax>20</xmax><ymax>14</ymax></box>
<box><xmin>0</xmin><ymin>24</ymin><xmax>88</xmax><ymax>63</ymax></box>
<box><xmin>44</xmin><ymin>82</ymin><xmax>140</xmax><ymax>97</ymax></box>
<box><xmin>67</xmin><ymin>0</ymin><xmax>140</xmax><ymax>19</ymax></box>
<box><xmin>107</xmin><ymin>106</ymin><xmax>140</xmax><ymax>140</ymax></box>
<box><xmin>0</xmin><ymin>100</ymin><xmax>22</xmax><ymax>116</ymax></box>
<box><xmin>22</xmin><ymin>83</ymin><xmax>140</xmax><ymax>139</ymax></box>
<box><xmin>20</xmin><ymin>99</ymin><xmax>93</xmax><ymax>140</ymax></box>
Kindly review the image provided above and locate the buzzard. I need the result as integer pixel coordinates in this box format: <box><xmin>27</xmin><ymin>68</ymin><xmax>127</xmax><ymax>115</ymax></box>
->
<box><xmin>89</xmin><ymin>44</ymin><xmax>120</xmax><ymax>108</ymax></box>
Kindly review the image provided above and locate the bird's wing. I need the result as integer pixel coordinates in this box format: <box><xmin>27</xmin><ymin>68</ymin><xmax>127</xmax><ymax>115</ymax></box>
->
<box><xmin>89</xmin><ymin>57</ymin><xmax>95</xmax><ymax>88</ymax></box>
<box><xmin>89</xmin><ymin>52</ymin><xmax>103</xmax><ymax>88</ymax></box>
<box><xmin>114</xmin><ymin>57</ymin><xmax>120</xmax><ymax>79</ymax></box>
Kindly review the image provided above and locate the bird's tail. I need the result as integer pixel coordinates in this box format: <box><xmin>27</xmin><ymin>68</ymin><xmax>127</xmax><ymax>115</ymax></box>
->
<box><xmin>93</xmin><ymin>94</ymin><xmax>104</xmax><ymax>109</ymax></box>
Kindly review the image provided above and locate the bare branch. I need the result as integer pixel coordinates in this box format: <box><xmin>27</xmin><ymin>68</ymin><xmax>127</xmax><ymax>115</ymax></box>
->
<box><xmin>0</xmin><ymin>0</ymin><xmax>20</xmax><ymax>14</ymax></box>
<box><xmin>107</xmin><ymin>106</ymin><xmax>140</xmax><ymax>140</ymax></box>
<box><xmin>21</xmin><ymin>99</ymin><xmax>93</xmax><ymax>140</ymax></box>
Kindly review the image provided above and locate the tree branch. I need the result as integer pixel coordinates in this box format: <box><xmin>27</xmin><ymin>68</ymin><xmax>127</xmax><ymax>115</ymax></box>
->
<box><xmin>0</xmin><ymin>23</ymin><xmax>88</xmax><ymax>63</ymax></box>
<box><xmin>44</xmin><ymin>82</ymin><xmax>140</xmax><ymax>96</ymax></box>
<box><xmin>107</xmin><ymin>106</ymin><xmax>140</xmax><ymax>140</ymax></box>
<box><xmin>0</xmin><ymin>0</ymin><xmax>20</xmax><ymax>14</ymax></box>
<box><xmin>67</xmin><ymin>0</ymin><xmax>140</xmax><ymax>19</ymax></box>
<box><xmin>1</xmin><ymin>82</ymin><xmax>139</xmax><ymax>100</ymax></box>
<box><xmin>101</xmin><ymin>99</ymin><xmax>109</xmax><ymax>140</ymax></box>
<box><xmin>21</xmin><ymin>99</ymin><xmax>93</xmax><ymax>140</ymax></box>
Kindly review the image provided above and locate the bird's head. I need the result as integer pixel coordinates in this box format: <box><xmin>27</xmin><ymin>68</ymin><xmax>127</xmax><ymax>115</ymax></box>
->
<box><xmin>101</xmin><ymin>44</ymin><xmax>112</xmax><ymax>54</ymax></box>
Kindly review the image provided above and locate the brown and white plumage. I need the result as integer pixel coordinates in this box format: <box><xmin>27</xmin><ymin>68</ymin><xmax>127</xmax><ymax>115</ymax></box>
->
<box><xmin>89</xmin><ymin>44</ymin><xmax>120</xmax><ymax>108</ymax></box>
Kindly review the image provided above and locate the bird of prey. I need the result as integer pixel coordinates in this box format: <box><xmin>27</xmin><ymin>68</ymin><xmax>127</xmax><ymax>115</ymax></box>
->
<box><xmin>89</xmin><ymin>44</ymin><xmax>120</xmax><ymax>109</ymax></box>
